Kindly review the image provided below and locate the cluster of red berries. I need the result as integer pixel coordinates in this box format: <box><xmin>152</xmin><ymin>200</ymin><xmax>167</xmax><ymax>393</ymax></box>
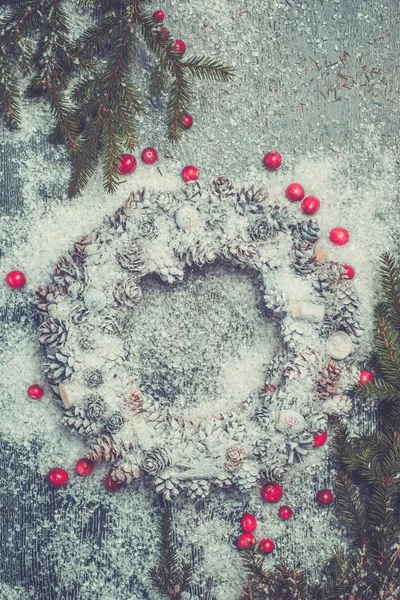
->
<box><xmin>47</xmin><ymin>458</ymin><xmax>94</xmax><ymax>488</ymax></box>
<box><xmin>237</xmin><ymin>513</ymin><xmax>275</xmax><ymax>554</ymax></box>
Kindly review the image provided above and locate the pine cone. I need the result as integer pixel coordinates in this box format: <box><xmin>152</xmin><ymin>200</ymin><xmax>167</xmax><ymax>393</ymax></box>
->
<box><xmin>54</xmin><ymin>254</ymin><xmax>87</xmax><ymax>298</ymax></box>
<box><xmin>155</xmin><ymin>191</ymin><xmax>180</xmax><ymax>213</ymax></box>
<box><xmin>34</xmin><ymin>284</ymin><xmax>61</xmax><ymax>319</ymax></box>
<box><xmin>85</xmin><ymin>394</ymin><xmax>106</xmax><ymax>420</ymax></box>
<box><xmin>141</xmin><ymin>446</ymin><xmax>170</xmax><ymax>475</ymax></box>
<box><xmin>212</xmin><ymin>176</ymin><xmax>235</xmax><ymax>198</ymax></box>
<box><xmin>314</xmin><ymin>261</ymin><xmax>345</xmax><ymax>296</ymax></box>
<box><xmin>39</xmin><ymin>317</ymin><xmax>69</xmax><ymax>348</ymax></box>
<box><xmin>183</xmin><ymin>180</ymin><xmax>203</xmax><ymax>201</ymax></box>
<box><xmin>317</xmin><ymin>360</ymin><xmax>343</xmax><ymax>400</ymax></box>
<box><xmin>154</xmin><ymin>469</ymin><xmax>181</xmax><ymax>501</ymax></box>
<box><xmin>334</xmin><ymin>280</ymin><xmax>363</xmax><ymax>338</ymax></box>
<box><xmin>235</xmin><ymin>462</ymin><xmax>259</xmax><ymax>491</ymax></box>
<box><xmin>100</xmin><ymin>312</ymin><xmax>122</xmax><ymax>335</ymax></box>
<box><xmin>275</xmin><ymin>410</ymin><xmax>307</xmax><ymax>435</ymax></box>
<box><xmin>87</xmin><ymin>434</ymin><xmax>131</xmax><ymax>463</ymax></box>
<box><xmin>185</xmin><ymin>479</ymin><xmax>211</xmax><ymax>499</ymax></box>
<box><xmin>138</xmin><ymin>215</ymin><xmax>158</xmax><ymax>239</ymax></box>
<box><xmin>254</xmin><ymin>439</ymin><xmax>270</xmax><ymax>461</ymax></box>
<box><xmin>63</xmin><ymin>406</ymin><xmax>99</xmax><ymax>436</ymax></box>
<box><xmin>116</xmin><ymin>243</ymin><xmax>144</xmax><ymax>274</ymax></box>
<box><xmin>175</xmin><ymin>234</ymin><xmax>218</xmax><ymax>268</ymax></box>
<box><xmin>250</xmin><ymin>205</ymin><xmax>290</xmax><ymax>240</ymax></box>
<box><xmin>104</xmin><ymin>411</ymin><xmax>125</xmax><ymax>433</ymax></box>
<box><xmin>262</xmin><ymin>462</ymin><xmax>287</xmax><ymax>482</ymax></box>
<box><xmin>293</xmin><ymin>241</ymin><xmax>317</xmax><ymax>274</ymax></box>
<box><xmin>323</xmin><ymin>394</ymin><xmax>352</xmax><ymax>415</ymax></box>
<box><xmin>291</xmin><ymin>220</ymin><xmax>320</xmax><ymax>243</ymax></box>
<box><xmin>114</xmin><ymin>277</ymin><xmax>142</xmax><ymax>308</ymax></box>
<box><xmin>225</xmin><ymin>447</ymin><xmax>244</xmax><ymax>472</ymax></box>
<box><xmin>221</xmin><ymin>236</ymin><xmax>257</xmax><ymax>266</ymax></box>
<box><xmin>123</xmin><ymin>388</ymin><xmax>143</xmax><ymax>417</ymax></box>
<box><xmin>282</xmin><ymin>319</ymin><xmax>305</xmax><ymax>348</ymax></box>
<box><xmin>263</xmin><ymin>287</ymin><xmax>287</xmax><ymax>314</ymax></box>
<box><xmin>287</xmin><ymin>432</ymin><xmax>313</xmax><ymax>463</ymax></box>
<box><xmin>236</xmin><ymin>186</ymin><xmax>267</xmax><ymax>215</ymax></box>
<box><xmin>44</xmin><ymin>349</ymin><xmax>75</xmax><ymax>383</ymax></box>
<box><xmin>83</xmin><ymin>368</ymin><xmax>103</xmax><ymax>388</ymax></box>
<box><xmin>77</xmin><ymin>330</ymin><xmax>94</xmax><ymax>351</ymax></box>
<box><xmin>105</xmin><ymin>204</ymin><xmax>129</xmax><ymax>234</ymax></box>
<box><xmin>110</xmin><ymin>460</ymin><xmax>142</xmax><ymax>485</ymax></box>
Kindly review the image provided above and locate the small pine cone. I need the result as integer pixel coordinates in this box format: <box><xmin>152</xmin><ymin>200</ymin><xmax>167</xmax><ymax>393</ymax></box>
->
<box><xmin>54</xmin><ymin>254</ymin><xmax>87</xmax><ymax>298</ymax></box>
<box><xmin>87</xmin><ymin>434</ymin><xmax>130</xmax><ymax>463</ymax></box>
<box><xmin>236</xmin><ymin>186</ymin><xmax>267</xmax><ymax>214</ymax></box>
<box><xmin>323</xmin><ymin>394</ymin><xmax>352</xmax><ymax>415</ymax></box>
<box><xmin>222</xmin><ymin>236</ymin><xmax>257</xmax><ymax>266</ymax></box>
<box><xmin>77</xmin><ymin>330</ymin><xmax>94</xmax><ymax>351</ymax></box>
<box><xmin>319</xmin><ymin>319</ymin><xmax>336</xmax><ymax>339</ymax></box>
<box><xmin>225</xmin><ymin>447</ymin><xmax>244</xmax><ymax>472</ymax></box>
<box><xmin>100</xmin><ymin>312</ymin><xmax>122</xmax><ymax>335</ymax></box>
<box><xmin>254</xmin><ymin>439</ymin><xmax>270</xmax><ymax>461</ymax></box>
<box><xmin>114</xmin><ymin>277</ymin><xmax>142</xmax><ymax>308</ymax></box>
<box><xmin>116</xmin><ymin>243</ymin><xmax>144</xmax><ymax>274</ymax></box>
<box><xmin>291</xmin><ymin>220</ymin><xmax>320</xmax><ymax>243</ymax></box>
<box><xmin>123</xmin><ymin>389</ymin><xmax>143</xmax><ymax>417</ymax></box>
<box><xmin>263</xmin><ymin>462</ymin><xmax>287</xmax><ymax>482</ymax></box>
<box><xmin>183</xmin><ymin>180</ymin><xmax>203</xmax><ymax>201</ymax></box>
<box><xmin>104</xmin><ymin>411</ymin><xmax>125</xmax><ymax>433</ymax></box>
<box><xmin>212</xmin><ymin>177</ymin><xmax>235</xmax><ymax>198</ymax></box>
<box><xmin>105</xmin><ymin>204</ymin><xmax>129</xmax><ymax>234</ymax></box>
<box><xmin>293</xmin><ymin>241</ymin><xmax>317</xmax><ymax>275</ymax></box>
<box><xmin>282</xmin><ymin>319</ymin><xmax>305</xmax><ymax>348</ymax></box>
<box><xmin>44</xmin><ymin>349</ymin><xmax>75</xmax><ymax>383</ymax></box>
<box><xmin>39</xmin><ymin>317</ymin><xmax>69</xmax><ymax>348</ymax></box>
<box><xmin>155</xmin><ymin>191</ymin><xmax>180</xmax><ymax>214</ymax></box>
<box><xmin>175</xmin><ymin>235</ymin><xmax>218</xmax><ymax>268</ymax></box>
<box><xmin>235</xmin><ymin>462</ymin><xmax>259</xmax><ymax>491</ymax></box>
<box><xmin>141</xmin><ymin>446</ymin><xmax>170</xmax><ymax>475</ymax></box>
<box><xmin>263</xmin><ymin>287</ymin><xmax>287</xmax><ymax>314</ymax></box>
<box><xmin>85</xmin><ymin>394</ymin><xmax>106</xmax><ymax>420</ymax></box>
<box><xmin>185</xmin><ymin>479</ymin><xmax>211</xmax><ymax>500</ymax></box>
<box><xmin>250</xmin><ymin>206</ymin><xmax>290</xmax><ymax>240</ymax></box>
<box><xmin>317</xmin><ymin>360</ymin><xmax>343</xmax><ymax>400</ymax></box>
<box><xmin>110</xmin><ymin>460</ymin><xmax>142</xmax><ymax>485</ymax></box>
<box><xmin>154</xmin><ymin>469</ymin><xmax>181</xmax><ymax>501</ymax></box>
<box><xmin>138</xmin><ymin>215</ymin><xmax>158</xmax><ymax>240</ymax></box>
<box><xmin>63</xmin><ymin>406</ymin><xmax>99</xmax><ymax>436</ymax></box>
<box><xmin>314</xmin><ymin>261</ymin><xmax>345</xmax><ymax>296</ymax></box>
<box><xmin>83</xmin><ymin>368</ymin><xmax>103</xmax><ymax>388</ymax></box>
<box><xmin>34</xmin><ymin>284</ymin><xmax>61</xmax><ymax>319</ymax></box>
<box><xmin>206</xmin><ymin>207</ymin><xmax>228</xmax><ymax>231</ymax></box>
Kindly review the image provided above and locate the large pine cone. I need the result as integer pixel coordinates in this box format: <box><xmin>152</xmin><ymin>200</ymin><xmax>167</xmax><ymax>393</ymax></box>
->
<box><xmin>236</xmin><ymin>186</ymin><xmax>267</xmax><ymax>214</ymax></box>
<box><xmin>87</xmin><ymin>435</ymin><xmax>130</xmax><ymax>463</ymax></box>
<box><xmin>291</xmin><ymin>220</ymin><xmax>320</xmax><ymax>243</ymax></box>
<box><xmin>212</xmin><ymin>177</ymin><xmax>235</xmax><ymax>198</ymax></box>
<box><xmin>44</xmin><ymin>349</ymin><xmax>75</xmax><ymax>383</ymax></box>
<box><xmin>116</xmin><ymin>243</ymin><xmax>144</xmax><ymax>274</ymax></box>
<box><xmin>141</xmin><ymin>446</ymin><xmax>170</xmax><ymax>475</ymax></box>
<box><xmin>34</xmin><ymin>284</ymin><xmax>61</xmax><ymax>319</ymax></box>
<box><xmin>63</xmin><ymin>406</ymin><xmax>99</xmax><ymax>436</ymax></box>
<box><xmin>39</xmin><ymin>317</ymin><xmax>69</xmax><ymax>348</ymax></box>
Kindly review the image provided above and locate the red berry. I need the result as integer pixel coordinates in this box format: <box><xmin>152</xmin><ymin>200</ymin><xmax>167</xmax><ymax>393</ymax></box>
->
<box><xmin>343</xmin><ymin>264</ymin><xmax>355</xmax><ymax>279</ymax></box>
<box><xmin>301</xmin><ymin>196</ymin><xmax>320</xmax><ymax>215</ymax></box>
<box><xmin>241</xmin><ymin>513</ymin><xmax>257</xmax><ymax>533</ymax></box>
<box><xmin>286</xmin><ymin>183</ymin><xmax>305</xmax><ymax>202</ymax></box>
<box><xmin>173</xmin><ymin>39</ymin><xmax>186</xmax><ymax>55</ymax></box>
<box><xmin>278</xmin><ymin>505</ymin><xmax>293</xmax><ymax>520</ymax></box>
<box><xmin>329</xmin><ymin>227</ymin><xmax>349</xmax><ymax>246</ymax></box>
<box><xmin>153</xmin><ymin>9</ymin><xmax>165</xmax><ymax>21</ymax></box>
<box><xmin>75</xmin><ymin>458</ymin><xmax>94</xmax><ymax>477</ymax></box>
<box><xmin>316</xmin><ymin>489</ymin><xmax>334</xmax><ymax>506</ymax></box>
<box><xmin>27</xmin><ymin>384</ymin><xmax>44</xmax><ymax>400</ymax></box>
<box><xmin>260</xmin><ymin>482</ymin><xmax>283</xmax><ymax>504</ymax></box>
<box><xmin>47</xmin><ymin>467</ymin><xmax>69</xmax><ymax>488</ymax></box>
<box><xmin>5</xmin><ymin>270</ymin><xmax>26</xmax><ymax>289</ymax></box>
<box><xmin>264</xmin><ymin>152</ymin><xmax>282</xmax><ymax>170</ymax></box>
<box><xmin>179</xmin><ymin>113</ymin><xmax>193</xmax><ymax>129</ymax></box>
<box><xmin>181</xmin><ymin>165</ymin><xmax>199</xmax><ymax>182</ymax></box>
<box><xmin>157</xmin><ymin>26</ymin><xmax>169</xmax><ymax>41</ymax></box>
<box><xmin>237</xmin><ymin>533</ymin><xmax>256</xmax><ymax>550</ymax></box>
<box><xmin>141</xmin><ymin>147</ymin><xmax>158</xmax><ymax>165</ymax></box>
<box><xmin>118</xmin><ymin>154</ymin><xmax>137</xmax><ymax>175</ymax></box>
<box><xmin>313</xmin><ymin>431</ymin><xmax>328</xmax><ymax>448</ymax></box>
<box><xmin>104</xmin><ymin>470</ymin><xmax>124</xmax><ymax>493</ymax></box>
<box><xmin>259</xmin><ymin>538</ymin><xmax>275</xmax><ymax>554</ymax></box>
<box><xmin>359</xmin><ymin>370</ymin><xmax>374</xmax><ymax>386</ymax></box>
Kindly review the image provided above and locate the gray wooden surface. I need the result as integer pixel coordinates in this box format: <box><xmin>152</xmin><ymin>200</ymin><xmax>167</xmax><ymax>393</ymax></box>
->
<box><xmin>0</xmin><ymin>1</ymin><xmax>399</xmax><ymax>598</ymax></box>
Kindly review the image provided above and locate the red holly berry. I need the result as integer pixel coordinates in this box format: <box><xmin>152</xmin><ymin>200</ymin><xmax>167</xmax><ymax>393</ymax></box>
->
<box><xmin>313</xmin><ymin>431</ymin><xmax>328</xmax><ymax>448</ymax></box>
<box><xmin>75</xmin><ymin>458</ymin><xmax>94</xmax><ymax>477</ymax></box>
<box><xmin>179</xmin><ymin>113</ymin><xmax>193</xmax><ymax>129</ymax></box>
<box><xmin>329</xmin><ymin>227</ymin><xmax>349</xmax><ymax>246</ymax></box>
<box><xmin>241</xmin><ymin>513</ymin><xmax>257</xmax><ymax>533</ymax></box>
<box><xmin>343</xmin><ymin>264</ymin><xmax>355</xmax><ymax>279</ymax></box>
<box><xmin>301</xmin><ymin>196</ymin><xmax>320</xmax><ymax>215</ymax></box>
<box><xmin>359</xmin><ymin>370</ymin><xmax>374</xmax><ymax>386</ymax></box>
<box><xmin>286</xmin><ymin>183</ymin><xmax>305</xmax><ymax>202</ymax></box>
<box><xmin>157</xmin><ymin>26</ymin><xmax>169</xmax><ymax>41</ymax></box>
<box><xmin>104</xmin><ymin>470</ymin><xmax>124</xmax><ymax>493</ymax></box>
<box><xmin>278</xmin><ymin>505</ymin><xmax>293</xmax><ymax>520</ymax></box>
<box><xmin>27</xmin><ymin>384</ymin><xmax>44</xmax><ymax>400</ymax></box>
<box><xmin>5</xmin><ymin>270</ymin><xmax>26</xmax><ymax>289</ymax></box>
<box><xmin>181</xmin><ymin>165</ymin><xmax>199</xmax><ymax>182</ymax></box>
<box><xmin>237</xmin><ymin>533</ymin><xmax>256</xmax><ymax>550</ymax></box>
<box><xmin>47</xmin><ymin>467</ymin><xmax>69</xmax><ymax>488</ymax></box>
<box><xmin>141</xmin><ymin>147</ymin><xmax>158</xmax><ymax>165</ymax></box>
<box><xmin>173</xmin><ymin>39</ymin><xmax>186</xmax><ymax>55</ymax></box>
<box><xmin>260</xmin><ymin>482</ymin><xmax>283</xmax><ymax>503</ymax></box>
<box><xmin>316</xmin><ymin>489</ymin><xmax>334</xmax><ymax>506</ymax></box>
<box><xmin>259</xmin><ymin>538</ymin><xmax>275</xmax><ymax>554</ymax></box>
<box><xmin>153</xmin><ymin>9</ymin><xmax>165</xmax><ymax>21</ymax></box>
<box><xmin>118</xmin><ymin>154</ymin><xmax>137</xmax><ymax>175</ymax></box>
<box><xmin>263</xmin><ymin>152</ymin><xmax>282</xmax><ymax>170</ymax></box>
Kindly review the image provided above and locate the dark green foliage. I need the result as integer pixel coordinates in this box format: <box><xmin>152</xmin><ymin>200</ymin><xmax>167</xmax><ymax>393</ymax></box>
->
<box><xmin>0</xmin><ymin>0</ymin><xmax>233</xmax><ymax>196</ymax></box>
<box><xmin>149</xmin><ymin>504</ymin><xmax>193</xmax><ymax>599</ymax></box>
<box><xmin>240</xmin><ymin>254</ymin><xmax>400</xmax><ymax>600</ymax></box>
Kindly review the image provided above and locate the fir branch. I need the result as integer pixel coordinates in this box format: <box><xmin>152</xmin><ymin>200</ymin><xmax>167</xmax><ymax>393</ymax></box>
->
<box><xmin>182</xmin><ymin>56</ymin><xmax>235</xmax><ymax>82</ymax></box>
<box><xmin>166</xmin><ymin>75</ymin><xmax>193</xmax><ymax>143</ymax></box>
<box><xmin>0</xmin><ymin>50</ymin><xmax>21</xmax><ymax>128</ymax></box>
<box><xmin>379</xmin><ymin>253</ymin><xmax>400</xmax><ymax>331</ymax></box>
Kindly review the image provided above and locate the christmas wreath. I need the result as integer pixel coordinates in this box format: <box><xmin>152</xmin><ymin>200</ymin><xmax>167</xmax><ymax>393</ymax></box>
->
<box><xmin>35</xmin><ymin>178</ymin><xmax>362</xmax><ymax>499</ymax></box>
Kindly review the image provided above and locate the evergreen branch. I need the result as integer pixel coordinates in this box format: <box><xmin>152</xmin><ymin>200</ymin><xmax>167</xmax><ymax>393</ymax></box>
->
<box><xmin>47</xmin><ymin>88</ymin><xmax>79</xmax><ymax>155</ymax></box>
<box><xmin>183</xmin><ymin>56</ymin><xmax>235</xmax><ymax>82</ymax></box>
<box><xmin>72</xmin><ymin>14</ymin><xmax>121</xmax><ymax>60</ymax></box>
<box><xmin>1</xmin><ymin>0</ymin><xmax>45</xmax><ymax>40</ymax></box>
<box><xmin>166</xmin><ymin>74</ymin><xmax>193</xmax><ymax>143</ymax></box>
<box><xmin>375</xmin><ymin>313</ymin><xmax>400</xmax><ymax>386</ymax></box>
<box><xmin>100</xmin><ymin>112</ymin><xmax>124</xmax><ymax>193</ymax></box>
<box><xmin>379</xmin><ymin>254</ymin><xmax>400</xmax><ymax>331</ymax></box>
<box><xmin>334</xmin><ymin>471</ymin><xmax>369</xmax><ymax>547</ymax></box>
<box><xmin>149</xmin><ymin>62</ymin><xmax>169</xmax><ymax>96</ymax></box>
<box><xmin>0</xmin><ymin>51</ymin><xmax>21</xmax><ymax>128</ymax></box>
<box><xmin>68</xmin><ymin>116</ymin><xmax>102</xmax><ymax>197</ymax></box>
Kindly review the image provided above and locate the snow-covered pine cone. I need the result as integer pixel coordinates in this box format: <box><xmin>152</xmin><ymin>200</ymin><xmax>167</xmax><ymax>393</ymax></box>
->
<box><xmin>44</xmin><ymin>349</ymin><xmax>75</xmax><ymax>383</ymax></box>
<box><xmin>317</xmin><ymin>360</ymin><xmax>343</xmax><ymax>400</ymax></box>
<box><xmin>314</xmin><ymin>261</ymin><xmax>345</xmax><ymax>297</ymax></box>
<box><xmin>116</xmin><ymin>243</ymin><xmax>144</xmax><ymax>274</ymax></box>
<box><xmin>123</xmin><ymin>389</ymin><xmax>143</xmax><ymax>417</ymax></box>
<box><xmin>236</xmin><ymin>186</ymin><xmax>267</xmax><ymax>215</ymax></box>
<box><xmin>263</xmin><ymin>287</ymin><xmax>287</xmax><ymax>314</ymax></box>
<box><xmin>34</xmin><ymin>284</ymin><xmax>62</xmax><ymax>319</ymax></box>
<box><xmin>155</xmin><ymin>191</ymin><xmax>180</xmax><ymax>214</ymax></box>
<box><xmin>114</xmin><ymin>277</ymin><xmax>142</xmax><ymax>308</ymax></box>
<box><xmin>85</xmin><ymin>394</ymin><xmax>106</xmax><ymax>420</ymax></box>
<box><xmin>54</xmin><ymin>254</ymin><xmax>87</xmax><ymax>299</ymax></box>
<box><xmin>154</xmin><ymin>469</ymin><xmax>182</xmax><ymax>501</ymax></box>
<box><xmin>319</xmin><ymin>319</ymin><xmax>336</xmax><ymax>339</ymax></box>
<box><xmin>185</xmin><ymin>479</ymin><xmax>211</xmax><ymax>500</ymax></box>
<box><xmin>87</xmin><ymin>434</ymin><xmax>130</xmax><ymax>463</ymax></box>
<box><xmin>282</xmin><ymin>349</ymin><xmax>319</xmax><ymax>380</ymax></box>
<box><xmin>235</xmin><ymin>462</ymin><xmax>259</xmax><ymax>491</ymax></box>
<box><xmin>323</xmin><ymin>394</ymin><xmax>352</xmax><ymax>415</ymax></box>
<box><xmin>275</xmin><ymin>410</ymin><xmax>307</xmax><ymax>435</ymax></box>
<box><xmin>287</xmin><ymin>432</ymin><xmax>314</xmax><ymax>463</ymax></box>
<box><xmin>105</xmin><ymin>203</ymin><xmax>129</xmax><ymax>234</ymax></box>
<box><xmin>138</xmin><ymin>215</ymin><xmax>158</xmax><ymax>239</ymax></box>
<box><xmin>282</xmin><ymin>318</ymin><xmax>305</xmax><ymax>348</ymax></box>
<box><xmin>63</xmin><ymin>406</ymin><xmax>99</xmax><ymax>436</ymax></box>
<box><xmin>39</xmin><ymin>317</ymin><xmax>69</xmax><ymax>348</ymax></box>
<box><xmin>83</xmin><ymin>368</ymin><xmax>103</xmax><ymax>388</ymax></box>
<box><xmin>212</xmin><ymin>177</ymin><xmax>235</xmax><ymax>198</ymax></box>
<box><xmin>250</xmin><ymin>205</ymin><xmax>290</xmax><ymax>240</ymax></box>
<box><xmin>293</xmin><ymin>241</ymin><xmax>317</xmax><ymax>275</ymax></box>
<box><xmin>262</xmin><ymin>459</ymin><xmax>287</xmax><ymax>482</ymax></box>
<box><xmin>334</xmin><ymin>280</ymin><xmax>363</xmax><ymax>338</ymax></box>
<box><xmin>175</xmin><ymin>234</ymin><xmax>218</xmax><ymax>268</ymax></box>
<box><xmin>141</xmin><ymin>446</ymin><xmax>170</xmax><ymax>475</ymax></box>
<box><xmin>224</xmin><ymin>447</ymin><xmax>244</xmax><ymax>472</ymax></box>
<box><xmin>100</xmin><ymin>312</ymin><xmax>122</xmax><ymax>335</ymax></box>
<box><xmin>104</xmin><ymin>411</ymin><xmax>125</xmax><ymax>433</ymax></box>
<box><xmin>183</xmin><ymin>180</ymin><xmax>203</xmax><ymax>201</ymax></box>
<box><xmin>110</xmin><ymin>460</ymin><xmax>142</xmax><ymax>485</ymax></box>
<box><xmin>221</xmin><ymin>236</ymin><xmax>257</xmax><ymax>267</ymax></box>
<box><xmin>291</xmin><ymin>220</ymin><xmax>320</xmax><ymax>243</ymax></box>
